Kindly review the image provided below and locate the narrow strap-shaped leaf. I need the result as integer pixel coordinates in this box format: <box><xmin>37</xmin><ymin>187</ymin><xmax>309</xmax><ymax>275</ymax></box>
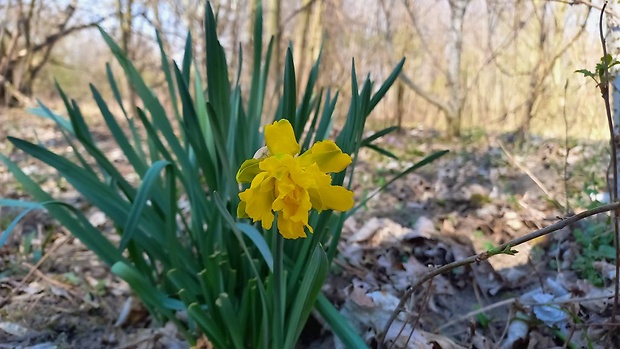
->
<box><xmin>349</xmin><ymin>150</ymin><xmax>449</xmax><ymax>216</ymax></box>
<box><xmin>156</xmin><ymin>31</ymin><xmax>181</xmax><ymax>123</ymax></box>
<box><xmin>368</xmin><ymin>58</ymin><xmax>405</xmax><ymax>113</ymax></box>
<box><xmin>90</xmin><ymin>85</ymin><xmax>148</xmax><ymax>176</ymax></box>
<box><xmin>188</xmin><ymin>303</ymin><xmax>228</xmax><ymax>349</ymax></box>
<box><xmin>236</xmin><ymin>223</ymin><xmax>273</xmax><ymax>272</ymax></box>
<box><xmin>181</xmin><ymin>31</ymin><xmax>193</xmax><ymax>85</ymax></box>
<box><xmin>315</xmin><ymin>294</ymin><xmax>368</xmax><ymax>348</ymax></box>
<box><xmin>0</xmin><ymin>155</ymin><xmax>124</xmax><ymax>265</ymax></box>
<box><xmin>173</xmin><ymin>63</ymin><xmax>219</xmax><ymax>190</ymax></box>
<box><xmin>33</xmin><ymin>97</ymin><xmax>94</xmax><ymax>176</ymax></box>
<box><xmin>119</xmin><ymin>160</ymin><xmax>171</xmax><ymax>251</ymax></box>
<box><xmin>296</xmin><ymin>50</ymin><xmax>322</xmax><ymax>138</ymax></box>
<box><xmin>281</xmin><ymin>47</ymin><xmax>297</xmax><ymax>133</ymax></box>
<box><xmin>112</xmin><ymin>261</ymin><xmax>193</xmax><ymax>343</ymax></box>
<box><xmin>314</xmin><ymin>89</ymin><xmax>338</xmax><ymax>143</ymax></box>
<box><xmin>284</xmin><ymin>246</ymin><xmax>328</xmax><ymax>348</ymax></box>
<box><xmin>8</xmin><ymin>138</ymin><xmax>166</xmax><ymax>254</ymax></box>
<box><xmin>364</xmin><ymin>143</ymin><xmax>398</xmax><ymax>159</ymax></box>
<box><xmin>28</xmin><ymin>102</ymin><xmax>73</xmax><ymax>133</ymax></box>
<box><xmin>361</xmin><ymin>126</ymin><xmax>400</xmax><ymax>146</ymax></box>
<box><xmin>301</xmin><ymin>91</ymin><xmax>324</xmax><ymax>151</ymax></box>
<box><xmin>212</xmin><ymin>193</ymin><xmax>270</xmax><ymax>346</ymax></box>
<box><xmin>216</xmin><ymin>293</ymin><xmax>245</xmax><ymax>349</ymax></box>
<box><xmin>0</xmin><ymin>200</ymin><xmax>50</xmax><ymax>248</ymax></box>
<box><xmin>106</xmin><ymin>63</ymin><xmax>145</xmax><ymax>160</ymax></box>
<box><xmin>106</xmin><ymin>62</ymin><xmax>129</xmax><ymax>118</ymax></box>
<box><xmin>204</xmin><ymin>2</ymin><xmax>231</xmax><ymax>126</ymax></box>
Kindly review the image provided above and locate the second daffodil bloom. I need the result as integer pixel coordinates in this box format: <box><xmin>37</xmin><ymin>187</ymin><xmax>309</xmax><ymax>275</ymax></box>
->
<box><xmin>236</xmin><ymin>119</ymin><xmax>354</xmax><ymax>239</ymax></box>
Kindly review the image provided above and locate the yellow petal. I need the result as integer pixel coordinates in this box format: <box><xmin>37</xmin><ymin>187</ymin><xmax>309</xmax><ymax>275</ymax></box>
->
<box><xmin>236</xmin><ymin>158</ymin><xmax>262</xmax><ymax>183</ymax></box>
<box><xmin>298</xmin><ymin>141</ymin><xmax>351</xmax><ymax>173</ymax></box>
<box><xmin>277</xmin><ymin>214</ymin><xmax>309</xmax><ymax>239</ymax></box>
<box><xmin>309</xmin><ymin>185</ymin><xmax>354</xmax><ymax>212</ymax></box>
<box><xmin>239</xmin><ymin>173</ymin><xmax>275</xmax><ymax>229</ymax></box>
<box><xmin>237</xmin><ymin>200</ymin><xmax>249</xmax><ymax>218</ymax></box>
<box><xmin>265</xmin><ymin>119</ymin><xmax>300</xmax><ymax>156</ymax></box>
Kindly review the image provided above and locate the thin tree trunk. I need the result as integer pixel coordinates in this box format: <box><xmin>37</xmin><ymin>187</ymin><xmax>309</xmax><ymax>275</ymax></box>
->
<box><xmin>268</xmin><ymin>0</ymin><xmax>281</xmax><ymax>82</ymax></box>
<box><xmin>606</xmin><ymin>0</ymin><xmax>620</xmax><ymax>335</ymax></box>
<box><xmin>445</xmin><ymin>0</ymin><xmax>469</xmax><ymax>137</ymax></box>
<box><xmin>117</xmin><ymin>0</ymin><xmax>136</xmax><ymax>116</ymax></box>
<box><xmin>292</xmin><ymin>0</ymin><xmax>313</xmax><ymax>90</ymax></box>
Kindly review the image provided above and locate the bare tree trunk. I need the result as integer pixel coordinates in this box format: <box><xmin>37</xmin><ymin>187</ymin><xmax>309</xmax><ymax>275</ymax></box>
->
<box><xmin>606</xmin><ymin>0</ymin><xmax>620</xmax><ymax>332</ymax></box>
<box><xmin>608</xmin><ymin>1</ymin><xmax>620</xmax><ymax>199</ymax></box>
<box><xmin>249</xmin><ymin>0</ymin><xmax>259</xmax><ymax>43</ymax></box>
<box><xmin>445</xmin><ymin>0</ymin><xmax>468</xmax><ymax>137</ymax></box>
<box><xmin>0</xmin><ymin>0</ymin><xmax>98</xmax><ymax>106</ymax></box>
<box><xmin>293</xmin><ymin>0</ymin><xmax>313</xmax><ymax>90</ymax></box>
<box><xmin>229</xmin><ymin>0</ymin><xmax>242</xmax><ymax>71</ymax></box>
<box><xmin>268</xmin><ymin>0</ymin><xmax>281</xmax><ymax>81</ymax></box>
<box><xmin>307</xmin><ymin>0</ymin><xmax>323</xmax><ymax>62</ymax></box>
<box><xmin>117</xmin><ymin>0</ymin><xmax>136</xmax><ymax>116</ymax></box>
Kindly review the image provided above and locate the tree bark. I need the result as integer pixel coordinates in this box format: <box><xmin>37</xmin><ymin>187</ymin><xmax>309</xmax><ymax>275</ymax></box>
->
<box><xmin>0</xmin><ymin>0</ymin><xmax>100</xmax><ymax>107</ymax></box>
<box><xmin>608</xmin><ymin>1</ymin><xmax>620</xmax><ymax>199</ymax></box>
<box><xmin>268</xmin><ymin>0</ymin><xmax>282</xmax><ymax>82</ymax></box>
<box><xmin>445</xmin><ymin>0</ymin><xmax>469</xmax><ymax>137</ymax></box>
<box><xmin>117</xmin><ymin>0</ymin><xmax>136</xmax><ymax>116</ymax></box>
<box><xmin>292</xmin><ymin>0</ymin><xmax>313</xmax><ymax>90</ymax></box>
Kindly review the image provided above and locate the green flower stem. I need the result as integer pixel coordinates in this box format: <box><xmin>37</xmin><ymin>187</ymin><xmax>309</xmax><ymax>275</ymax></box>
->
<box><xmin>273</xmin><ymin>221</ymin><xmax>284</xmax><ymax>349</ymax></box>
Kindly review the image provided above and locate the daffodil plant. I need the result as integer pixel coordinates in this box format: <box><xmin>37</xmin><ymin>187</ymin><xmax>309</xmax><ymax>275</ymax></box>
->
<box><xmin>0</xmin><ymin>1</ymin><xmax>445</xmax><ymax>348</ymax></box>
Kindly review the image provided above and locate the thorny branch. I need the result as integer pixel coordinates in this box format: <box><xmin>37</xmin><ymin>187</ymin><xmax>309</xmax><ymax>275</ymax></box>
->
<box><xmin>377</xmin><ymin>202</ymin><xmax>620</xmax><ymax>348</ymax></box>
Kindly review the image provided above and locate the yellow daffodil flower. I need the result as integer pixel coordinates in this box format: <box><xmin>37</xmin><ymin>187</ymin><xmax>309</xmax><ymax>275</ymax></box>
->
<box><xmin>236</xmin><ymin>119</ymin><xmax>354</xmax><ymax>239</ymax></box>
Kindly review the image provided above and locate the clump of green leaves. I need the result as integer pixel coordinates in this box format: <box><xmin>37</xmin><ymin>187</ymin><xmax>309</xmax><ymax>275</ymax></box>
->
<box><xmin>575</xmin><ymin>54</ymin><xmax>620</xmax><ymax>87</ymax></box>
<box><xmin>572</xmin><ymin>219</ymin><xmax>615</xmax><ymax>287</ymax></box>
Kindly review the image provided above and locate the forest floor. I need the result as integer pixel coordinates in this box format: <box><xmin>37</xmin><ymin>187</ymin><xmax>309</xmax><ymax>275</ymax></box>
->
<box><xmin>1</xmin><ymin>107</ymin><xmax>618</xmax><ymax>349</ymax></box>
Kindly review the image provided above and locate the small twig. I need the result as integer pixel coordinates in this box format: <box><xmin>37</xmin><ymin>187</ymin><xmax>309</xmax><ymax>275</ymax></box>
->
<box><xmin>496</xmin><ymin>140</ymin><xmax>553</xmax><ymax>200</ymax></box>
<box><xmin>562</xmin><ymin>79</ymin><xmax>571</xmax><ymax>215</ymax></box>
<box><xmin>12</xmin><ymin>234</ymin><xmax>72</xmax><ymax>294</ymax></box>
<box><xmin>437</xmin><ymin>292</ymin><xmax>617</xmax><ymax>332</ymax></box>
<box><xmin>377</xmin><ymin>202</ymin><xmax>620</xmax><ymax>347</ymax></box>
<box><xmin>401</xmin><ymin>278</ymin><xmax>434</xmax><ymax>349</ymax></box>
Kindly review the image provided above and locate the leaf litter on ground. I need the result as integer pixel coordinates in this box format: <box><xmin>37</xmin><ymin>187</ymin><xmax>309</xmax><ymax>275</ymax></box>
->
<box><xmin>2</xmin><ymin>112</ymin><xmax>619</xmax><ymax>348</ymax></box>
